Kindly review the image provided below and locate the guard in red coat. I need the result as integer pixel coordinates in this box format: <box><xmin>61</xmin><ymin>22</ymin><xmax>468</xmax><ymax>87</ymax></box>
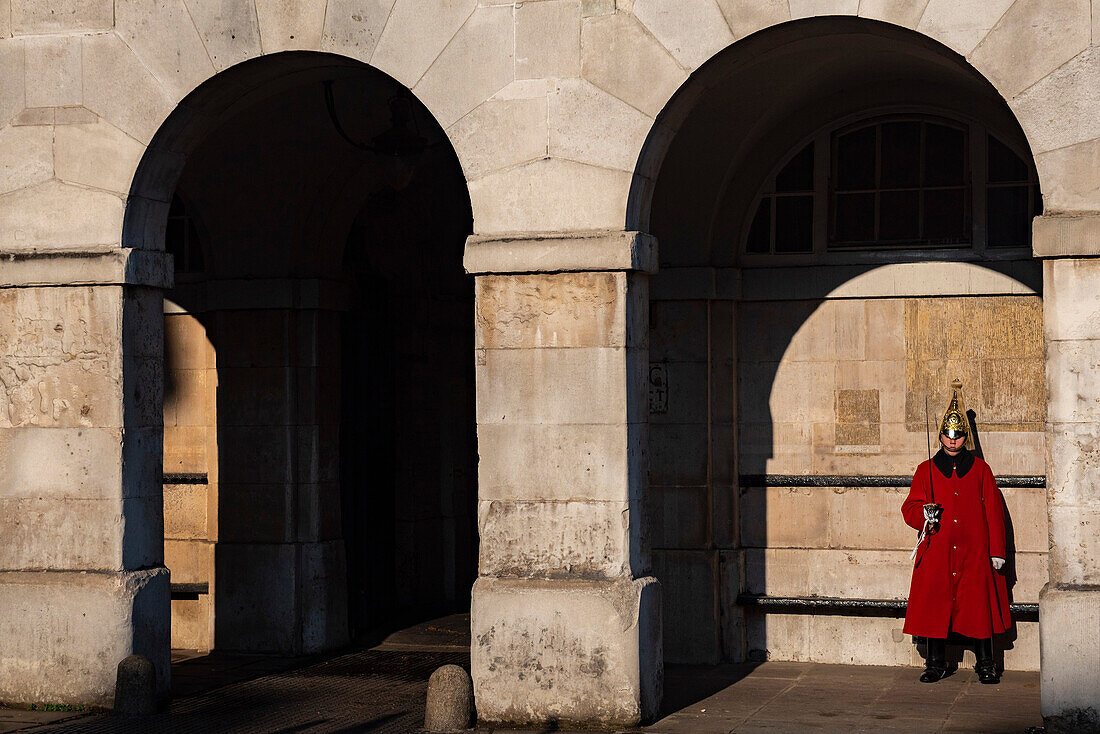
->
<box><xmin>902</xmin><ymin>380</ymin><xmax>1011</xmax><ymax>684</ymax></box>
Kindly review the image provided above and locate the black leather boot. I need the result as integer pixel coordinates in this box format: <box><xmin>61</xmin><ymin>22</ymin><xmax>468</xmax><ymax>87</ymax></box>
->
<box><xmin>920</xmin><ymin>637</ymin><xmax>947</xmax><ymax>683</ymax></box>
<box><xmin>975</xmin><ymin>638</ymin><xmax>998</xmax><ymax>684</ymax></box>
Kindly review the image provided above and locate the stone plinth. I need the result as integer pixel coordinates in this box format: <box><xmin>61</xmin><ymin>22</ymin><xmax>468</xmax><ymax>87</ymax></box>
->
<box><xmin>466</xmin><ymin>231</ymin><xmax>661</xmax><ymax>726</ymax></box>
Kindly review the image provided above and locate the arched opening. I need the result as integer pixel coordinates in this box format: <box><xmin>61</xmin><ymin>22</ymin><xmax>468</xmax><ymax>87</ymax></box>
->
<box><xmin>635</xmin><ymin>19</ymin><xmax>1045</xmax><ymax>671</ymax></box>
<box><xmin>130</xmin><ymin>52</ymin><xmax>477</xmax><ymax>655</ymax></box>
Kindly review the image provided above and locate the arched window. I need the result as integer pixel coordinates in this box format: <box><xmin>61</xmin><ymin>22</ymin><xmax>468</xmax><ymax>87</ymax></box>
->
<box><xmin>165</xmin><ymin>194</ymin><xmax>206</xmax><ymax>276</ymax></box>
<box><xmin>743</xmin><ymin>114</ymin><xmax>1040</xmax><ymax>257</ymax></box>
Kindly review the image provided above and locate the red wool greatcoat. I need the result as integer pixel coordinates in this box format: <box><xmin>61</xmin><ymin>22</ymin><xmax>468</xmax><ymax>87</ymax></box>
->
<box><xmin>902</xmin><ymin>449</ymin><xmax>1012</xmax><ymax>639</ymax></box>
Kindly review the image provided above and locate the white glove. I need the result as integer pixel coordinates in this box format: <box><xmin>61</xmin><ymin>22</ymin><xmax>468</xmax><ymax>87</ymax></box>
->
<box><xmin>923</xmin><ymin>504</ymin><xmax>942</xmax><ymax>523</ymax></box>
<box><xmin>991</xmin><ymin>557</ymin><xmax>1005</xmax><ymax>570</ymax></box>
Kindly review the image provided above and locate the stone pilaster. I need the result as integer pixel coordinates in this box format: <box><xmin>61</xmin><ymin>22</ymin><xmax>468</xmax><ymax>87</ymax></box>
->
<box><xmin>465</xmin><ymin>231</ymin><xmax>661</xmax><ymax>727</ymax></box>
<box><xmin>1035</xmin><ymin>215</ymin><xmax>1100</xmax><ymax>732</ymax></box>
<box><xmin>0</xmin><ymin>249</ymin><xmax>173</xmax><ymax>707</ymax></box>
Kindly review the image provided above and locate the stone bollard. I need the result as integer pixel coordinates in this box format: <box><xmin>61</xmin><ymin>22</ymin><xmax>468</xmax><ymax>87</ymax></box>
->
<box><xmin>424</xmin><ymin>664</ymin><xmax>473</xmax><ymax>732</ymax></box>
<box><xmin>114</xmin><ymin>654</ymin><xmax>156</xmax><ymax>716</ymax></box>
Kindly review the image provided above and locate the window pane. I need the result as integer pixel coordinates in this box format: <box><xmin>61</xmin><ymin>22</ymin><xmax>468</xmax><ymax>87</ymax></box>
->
<box><xmin>836</xmin><ymin>127</ymin><xmax>876</xmax><ymax>191</ymax></box>
<box><xmin>834</xmin><ymin>192</ymin><xmax>875</xmax><ymax>243</ymax></box>
<box><xmin>775</xmin><ymin>196</ymin><xmax>813</xmax><ymax>252</ymax></box>
<box><xmin>923</xmin><ymin>188</ymin><xmax>966</xmax><ymax>242</ymax></box>
<box><xmin>987</xmin><ymin>185</ymin><xmax>1030</xmax><ymax>247</ymax></box>
<box><xmin>746</xmin><ymin>197</ymin><xmax>771</xmax><ymax>253</ymax></box>
<box><xmin>776</xmin><ymin>142</ymin><xmax>814</xmax><ymax>193</ymax></box>
<box><xmin>988</xmin><ymin>135</ymin><xmax>1028</xmax><ymax>183</ymax></box>
<box><xmin>879</xmin><ymin>190</ymin><xmax>920</xmax><ymax>241</ymax></box>
<box><xmin>880</xmin><ymin>121</ymin><xmax>921</xmax><ymax>188</ymax></box>
<box><xmin>924</xmin><ymin>124</ymin><xmax>965</xmax><ymax>186</ymax></box>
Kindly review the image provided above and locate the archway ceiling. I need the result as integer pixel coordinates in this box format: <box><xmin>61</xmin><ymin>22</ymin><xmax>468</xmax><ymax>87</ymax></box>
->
<box><xmin>650</xmin><ymin>28</ymin><xmax>1029</xmax><ymax>266</ymax></box>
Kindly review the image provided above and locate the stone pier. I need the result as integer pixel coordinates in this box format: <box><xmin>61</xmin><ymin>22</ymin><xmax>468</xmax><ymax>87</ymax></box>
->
<box><xmin>465</xmin><ymin>231</ymin><xmax>662</xmax><ymax>727</ymax></box>
<box><xmin>0</xmin><ymin>249</ymin><xmax>172</xmax><ymax>707</ymax></box>
<box><xmin>1035</xmin><ymin>215</ymin><xmax>1100</xmax><ymax>732</ymax></box>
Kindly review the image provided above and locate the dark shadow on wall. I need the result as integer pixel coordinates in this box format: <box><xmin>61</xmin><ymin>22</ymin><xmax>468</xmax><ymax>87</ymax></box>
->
<box><xmin>151</xmin><ymin>52</ymin><xmax>477</xmax><ymax>657</ymax></box>
<box><xmin>632</xmin><ymin>16</ymin><xmax>1048</xmax><ymax>715</ymax></box>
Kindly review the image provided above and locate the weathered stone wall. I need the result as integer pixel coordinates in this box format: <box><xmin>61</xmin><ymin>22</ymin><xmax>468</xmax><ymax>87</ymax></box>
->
<box><xmin>162</xmin><ymin>312</ymin><xmax>217</xmax><ymax>651</ymax></box>
<box><xmin>647</xmin><ymin>261</ymin><xmax>1047</xmax><ymax>670</ymax></box>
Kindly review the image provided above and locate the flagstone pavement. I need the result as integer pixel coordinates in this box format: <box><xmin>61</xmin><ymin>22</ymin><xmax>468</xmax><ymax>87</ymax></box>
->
<box><xmin>0</xmin><ymin>615</ymin><xmax>1043</xmax><ymax>734</ymax></box>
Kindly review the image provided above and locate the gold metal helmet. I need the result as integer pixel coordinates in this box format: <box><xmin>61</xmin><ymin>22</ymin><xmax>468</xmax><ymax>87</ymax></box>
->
<box><xmin>939</xmin><ymin>378</ymin><xmax>974</xmax><ymax>449</ymax></box>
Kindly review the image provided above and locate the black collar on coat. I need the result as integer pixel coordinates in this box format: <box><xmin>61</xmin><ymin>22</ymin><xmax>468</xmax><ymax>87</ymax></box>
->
<box><xmin>933</xmin><ymin>447</ymin><xmax>974</xmax><ymax>478</ymax></box>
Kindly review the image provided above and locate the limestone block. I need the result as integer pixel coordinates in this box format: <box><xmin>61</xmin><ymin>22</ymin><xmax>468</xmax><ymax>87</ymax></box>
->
<box><xmin>714</xmin><ymin>0</ymin><xmax>788</xmax><ymax>39</ymax></box>
<box><xmin>1013</xmin><ymin>551</ymin><xmax>1048</xmax><ymax>600</ymax></box>
<box><xmin>0</xmin><ymin>179</ymin><xmax>124</xmax><ymax>250</ymax></box>
<box><xmin>770</xmin><ymin>360</ymin><xmax>834</xmax><ymax>423</ymax></box>
<box><xmin>738</xmin><ymin>421</ymin><xmax>813</xmax><ymax>475</ymax></box>
<box><xmin>805</xmin><ymin>615</ymin><xmax>912</xmax><ymax>667</ymax></box>
<box><xmin>1039</xmin><ymin>586</ymin><xmax>1100</xmax><ymax>726</ymax></box>
<box><xmin>164</xmin><ymin>483</ymin><xmax>208</xmax><ymax>539</ymax></box>
<box><xmin>171</xmin><ymin>595</ymin><xmax>213</xmax><ymax>651</ymax></box>
<box><xmin>213</xmin><ymin>310</ymin><xmax>290</xmax><ymax>367</ymax></box>
<box><xmin>254</xmin><ymin>0</ymin><xmax>327</xmax><ymax>53</ymax></box>
<box><xmin>1048</xmin><ymin>505</ymin><xmax>1100</xmax><ymax>586</ymax></box>
<box><xmin>916</xmin><ymin>0</ymin><xmax>1016</xmax><ymax>56</ymax></box>
<box><xmin>1036</xmin><ymin>138</ymin><xmax>1100</xmax><ymax>214</ymax></box>
<box><xmin>0</xmin><ymin>125</ymin><xmax>52</xmax><ymax>196</ymax></box>
<box><xmin>217</xmin><ymin>425</ymin><xmax>292</xmax><ymax>485</ymax></box>
<box><xmin>163</xmin><ymin>425</ymin><xmax>207</xmax><ymax>474</ymax></box>
<box><xmin>1044</xmin><ymin>259</ymin><xmax>1100</xmax><ymax>342</ymax></box>
<box><xmin>53</xmin><ymin>120</ymin><xmax>145</xmax><ymax>195</ymax></box>
<box><xmin>465</xmin><ymin>231</ymin><xmax>657</xmax><ymax>274</ymax></box>
<box><xmin>471</xmin><ymin>576</ymin><xmax>662</xmax><ymax>726</ymax></box>
<box><xmin>476</xmin><ymin>271</ymin><xmax>639</xmax><ymax>349</ymax></box>
<box><xmin>371</xmin><ymin>0</ymin><xmax>476</xmax><ymax>88</ymax></box>
<box><xmin>298</xmin><ymin>540</ymin><xmax>349</xmax><ymax>653</ymax></box>
<box><xmin>0</xmin><ymin>40</ymin><xmax>24</xmax><ymax>126</ymax></box>
<box><xmin>164</xmin><ymin>538</ymin><xmax>213</xmax><ymax>582</ymax></box>
<box><xmin>718</xmin><ymin>550</ymin><xmax>744</xmax><ymax>661</ymax></box>
<box><xmin>648</xmin><ymin>422</ymin><xmax>707</xmax><ymax>485</ymax></box>
<box><xmin>412</xmin><ymin>6</ymin><xmax>514</xmax><ymax>129</ymax></box>
<box><xmin>648</xmin><ymin>360</ymin><xmax>707</xmax><ymax>425</ymax></box>
<box><xmin>448</xmin><ymin>97</ymin><xmax>546</xmax><ymax>180</ymax></box>
<box><xmin>788</xmin><ymin>0</ymin><xmax>859</xmax><ymax>19</ymax></box>
<box><xmin>0</xmin><ymin>568</ymin><xmax>169</xmax><ymax>706</ymax></box>
<box><xmin>184</xmin><ymin>0</ymin><xmax>262</xmax><ymax>70</ymax></box>
<box><xmin>0</xmin><ymin>496</ymin><xmax>141</xmax><ymax>569</ymax></box>
<box><xmin>81</xmin><ymin>33</ymin><xmax>175</xmax><ymax>145</ymax></box>
<box><xmin>746</xmin><ymin>609</ymin><xmax>809</xmax><ymax>662</ymax></box>
<box><xmin>856</xmin><ymin>0</ymin><xmax>928</xmax><ymax>28</ymax></box>
<box><xmin>1045</xmin><ymin>340</ymin><xmax>1100</xmax><ymax>423</ymax></box>
<box><xmin>24</xmin><ymin>36</ymin><xmax>81</xmax><ymax>108</ymax></box>
<box><xmin>1012</xmin><ymin>46</ymin><xmax>1100</xmax><ymax>155</ymax></box>
<box><xmin>10</xmin><ymin>0</ymin><xmax>113</xmax><ymax>34</ymax></box>
<box><xmin>214</xmin><ymin>542</ymin><xmax>296</xmax><ymax>651</ymax></box>
<box><xmin>713</xmin><ymin>484</ymin><xmax>736</xmax><ymax>548</ymax></box>
<box><xmin>320</xmin><ymin>0</ymin><xmax>395</xmax><ymax>64</ymax></box>
<box><xmin>478</xmin><ymin>499</ymin><xmax>638</xmax><ymax>578</ymax></box>
<box><xmin>516</xmin><ymin>0</ymin><xmax>581</xmax><ymax>80</ymax></box>
<box><xmin>0</xmin><ymin>0</ymin><xmax>8</xmax><ymax>37</ymax></box>
<box><xmin>745</xmin><ymin>548</ymin><xmax>912</xmax><ymax>599</ymax></box>
<box><xmin>648</xmin><ymin>486</ymin><xmax>708</xmax><ymax>549</ymax></box>
<box><xmin>214</xmin><ymin>366</ymin><xmax>293</xmax><ymax>427</ymax></box>
<box><xmin>470</xmin><ymin>157</ymin><xmax>633</xmax><ymax>234</ymax></box>
<box><xmin>968</xmin><ymin>0</ymin><xmax>1091</xmax><ymax>100</ymax></box>
<box><xmin>548</xmin><ymin>78</ymin><xmax>653</xmax><ymax>173</ymax></box>
<box><xmin>116</xmin><ymin>0</ymin><xmax>216</xmax><ymax>102</ymax></box>
<box><xmin>981</xmin><ymin>430</ymin><xmax>1045</xmax><ymax>476</ymax></box>
<box><xmin>828</xmin><ymin>487</ymin><xmax>915</xmax><ymax>550</ymax></box>
<box><xmin>217</xmin><ymin>483</ymin><xmax>290</xmax><ymax>543</ymax></box>
<box><xmin>164</xmin><ymin>368</ymin><xmax>209</xmax><ymax>427</ymax></box>
<box><xmin>649</xmin><ymin>300</ymin><xmax>708</xmax><ymax>362</ymax></box>
<box><xmin>478</xmin><ymin>423</ymin><xmax>640</xmax><ymax>501</ymax></box>
<box><xmin>476</xmin><ymin>345</ymin><xmax>644</xmax><ymax>424</ymax></box>
<box><xmin>740</xmin><ymin>487</ymin><xmax>828</xmax><ymax>548</ymax></box>
<box><xmin>581</xmin><ymin>12</ymin><xmax>687</xmax><ymax>118</ymax></box>
<box><xmin>633</xmin><ymin>0</ymin><xmax>733</xmax><ymax>70</ymax></box>
<box><xmin>652</xmin><ymin>550</ymin><xmax>718</xmax><ymax>663</ymax></box>
<box><xmin>0</xmin><ymin>285</ymin><xmax>128</xmax><ymax>428</ymax></box>
<box><xmin>1047</xmin><ymin>422</ymin><xmax>1100</xmax><ymax>509</ymax></box>
<box><xmin>295</xmin><ymin>481</ymin><xmax>343</xmax><ymax>543</ymax></box>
